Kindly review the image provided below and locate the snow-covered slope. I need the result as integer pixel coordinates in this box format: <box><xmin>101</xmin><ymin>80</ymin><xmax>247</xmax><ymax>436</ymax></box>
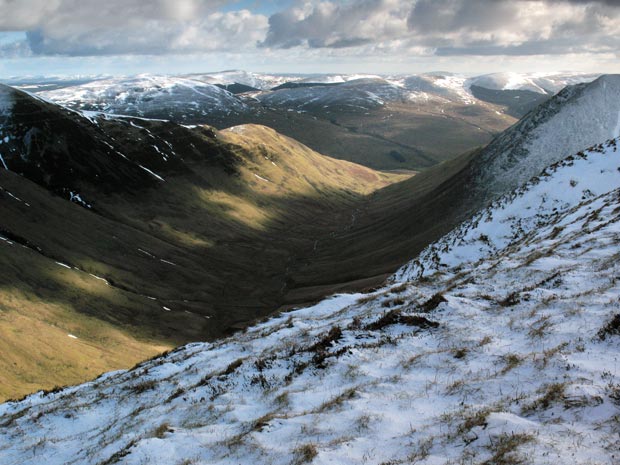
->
<box><xmin>388</xmin><ymin>73</ymin><xmax>474</xmax><ymax>104</ymax></box>
<box><xmin>257</xmin><ymin>78</ymin><xmax>407</xmax><ymax>111</ymax></box>
<box><xmin>471</xmin><ymin>74</ymin><xmax>620</xmax><ymax>200</ymax></box>
<box><xmin>258</xmin><ymin>74</ymin><xmax>478</xmax><ymax>111</ymax></box>
<box><xmin>38</xmin><ymin>75</ymin><xmax>248</xmax><ymax>122</ymax></box>
<box><xmin>2</xmin><ymin>131</ymin><xmax>620</xmax><ymax>464</ymax></box>
<box><xmin>396</xmin><ymin>137</ymin><xmax>620</xmax><ymax>280</ymax></box>
<box><xmin>467</xmin><ymin>72</ymin><xmax>599</xmax><ymax>95</ymax></box>
<box><xmin>185</xmin><ymin>71</ymin><xmax>298</xmax><ymax>91</ymax></box>
<box><xmin>297</xmin><ymin>74</ymin><xmax>382</xmax><ymax>85</ymax></box>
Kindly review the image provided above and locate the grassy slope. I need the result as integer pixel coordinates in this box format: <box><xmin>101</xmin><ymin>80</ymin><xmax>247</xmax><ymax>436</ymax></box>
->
<box><xmin>282</xmin><ymin>148</ymin><xmax>479</xmax><ymax>303</ymax></box>
<box><xmin>1</xmin><ymin>86</ymin><xmax>498</xmax><ymax>401</ymax></box>
<box><xmin>206</xmin><ymin>99</ymin><xmax>516</xmax><ymax>170</ymax></box>
<box><xmin>0</xmin><ymin>123</ymin><xmax>408</xmax><ymax>401</ymax></box>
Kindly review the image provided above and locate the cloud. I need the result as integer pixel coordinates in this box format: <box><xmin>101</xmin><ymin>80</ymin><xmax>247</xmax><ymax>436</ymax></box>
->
<box><xmin>0</xmin><ymin>39</ymin><xmax>32</xmax><ymax>58</ymax></box>
<box><xmin>560</xmin><ymin>0</ymin><xmax>620</xmax><ymax>4</ymax></box>
<box><xmin>0</xmin><ymin>0</ymin><xmax>267</xmax><ymax>56</ymax></box>
<box><xmin>407</xmin><ymin>0</ymin><xmax>620</xmax><ymax>52</ymax></box>
<box><xmin>261</xmin><ymin>0</ymin><xmax>620</xmax><ymax>58</ymax></box>
<box><xmin>261</xmin><ymin>0</ymin><xmax>410</xmax><ymax>48</ymax></box>
<box><xmin>0</xmin><ymin>0</ymin><xmax>619</xmax><ymax>61</ymax></box>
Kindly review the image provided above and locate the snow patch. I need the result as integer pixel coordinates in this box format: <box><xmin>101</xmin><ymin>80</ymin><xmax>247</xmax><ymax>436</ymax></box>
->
<box><xmin>139</xmin><ymin>164</ymin><xmax>165</xmax><ymax>182</ymax></box>
<box><xmin>254</xmin><ymin>173</ymin><xmax>271</xmax><ymax>183</ymax></box>
<box><xmin>69</xmin><ymin>191</ymin><xmax>92</xmax><ymax>209</ymax></box>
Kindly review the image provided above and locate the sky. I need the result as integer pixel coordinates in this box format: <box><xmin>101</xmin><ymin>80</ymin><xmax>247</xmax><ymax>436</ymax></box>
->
<box><xmin>0</xmin><ymin>0</ymin><xmax>619</xmax><ymax>77</ymax></box>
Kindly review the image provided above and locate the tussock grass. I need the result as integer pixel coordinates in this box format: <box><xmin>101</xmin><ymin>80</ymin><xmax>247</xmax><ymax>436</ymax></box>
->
<box><xmin>598</xmin><ymin>314</ymin><xmax>620</xmax><ymax>340</ymax></box>
<box><xmin>482</xmin><ymin>433</ymin><xmax>534</xmax><ymax>465</ymax></box>
<box><xmin>522</xmin><ymin>382</ymin><xmax>567</xmax><ymax>414</ymax></box>
<box><xmin>293</xmin><ymin>443</ymin><xmax>318</xmax><ymax>464</ymax></box>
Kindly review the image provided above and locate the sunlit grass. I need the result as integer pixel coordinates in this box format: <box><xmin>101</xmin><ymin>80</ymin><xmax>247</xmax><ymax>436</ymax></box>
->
<box><xmin>0</xmin><ymin>286</ymin><xmax>169</xmax><ymax>402</ymax></box>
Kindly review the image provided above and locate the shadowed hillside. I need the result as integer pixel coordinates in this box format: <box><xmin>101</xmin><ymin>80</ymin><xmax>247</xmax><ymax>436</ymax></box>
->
<box><xmin>0</xmin><ymin>85</ymin><xmax>413</xmax><ymax>400</ymax></box>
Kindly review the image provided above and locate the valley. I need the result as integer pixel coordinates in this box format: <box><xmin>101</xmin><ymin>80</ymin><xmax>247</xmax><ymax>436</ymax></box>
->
<box><xmin>0</xmin><ymin>72</ymin><xmax>611</xmax><ymax>402</ymax></box>
<box><xmin>1</xmin><ymin>0</ymin><xmax>619</xmax><ymax>463</ymax></box>
<box><xmin>3</xmin><ymin>110</ymin><xmax>620</xmax><ymax>465</ymax></box>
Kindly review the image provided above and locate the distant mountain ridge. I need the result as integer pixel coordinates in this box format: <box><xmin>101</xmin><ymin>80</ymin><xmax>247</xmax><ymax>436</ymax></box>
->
<box><xmin>7</xmin><ymin>70</ymin><xmax>597</xmax><ymax>172</ymax></box>
<box><xmin>466</xmin><ymin>71</ymin><xmax>600</xmax><ymax>94</ymax></box>
<box><xmin>37</xmin><ymin>75</ymin><xmax>248</xmax><ymax>123</ymax></box>
<box><xmin>24</xmin><ymin>72</ymin><xmax>514</xmax><ymax>170</ymax></box>
<box><xmin>15</xmin><ymin>71</ymin><xmax>593</xmax><ymax>169</ymax></box>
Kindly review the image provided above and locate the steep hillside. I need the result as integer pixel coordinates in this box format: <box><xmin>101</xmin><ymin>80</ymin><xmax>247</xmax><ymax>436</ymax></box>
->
<box><xmin>396</xmin><ymin>136</ymin><xmax>620</xmax><ymax>280</ymax></box>
<box><xmin>2</xmin><ymin>137</ymin><xmax>619</xmax><ymax>465</ymax></box>
<box><xmin>292</xmin><ymin>74</ymin><xmax>620</xmax><ymax>305</ymax></box>
<box><xmin>469</xmin><ymin>74</ymin><xmax>620</xmax><ymax>202</ymax></box>
<box><xmin>0</xmin><ymin>84</ymin><xmax>418</xmax><ymax>400</ymax></box>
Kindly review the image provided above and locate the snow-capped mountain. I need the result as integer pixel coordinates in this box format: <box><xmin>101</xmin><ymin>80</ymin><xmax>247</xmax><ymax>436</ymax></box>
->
<box><xmin>388</xmin><ymin>73</ymin><xmax>475</xmax><ymax>103</ymax></box>
<box><xmin>2</xmin><ymin>109</ymin><xmax>620</xmax><ymax>464</ymax></box>
<box><xmin>257</xmin><ymin>78</ymin><xmax>408</xmax><ymax>112</ymax></box>
<box><xmin>257</xmin><ymin>74</ymin><xmax>482</xmax><ymax>111</ymax></box>
<box><xmin>470</xmin><ymin>74</ymin><xmax>620</xmax><ymax>201</ymax></box>
<box><xmin>9</xmin><ymin>71</ymin><xmax>523</xmax><ymax>172</ymax></box>
<box><xmin>38</xmin><ymin>75</ymin><xmax>248</xmax><ymax>123</ymax></box>
<box><xmin>467</xmin><ymin>72</ymin><xmax>600</xmax><ymax>95</ymax></box>
<box><xmin>19</xmin><ymin>71</ymin><xmax>602</xmax><ymax>125</ymax></box>
<box><xmin>184</xmin><ymin>70</ymin><xmax>299</xmax><ymax>91</ymax></box>
<box><xmin>296</xmin><ymin>74</ymin><xmax>382</xmax><ymax>84</ymax></box>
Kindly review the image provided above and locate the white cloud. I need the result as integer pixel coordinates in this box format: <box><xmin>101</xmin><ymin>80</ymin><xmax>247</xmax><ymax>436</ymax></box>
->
<box><xmin>261</xmin><ymin>0</ymin><xmax>620</xmax><ymax>57</ymax></box>
<box><xmin>0</xmin><ymin>0</ymin><xmax>267</xmax><ymax>55</ymax></box>
<box><xmin>0</xmin><ymin>0</ymin><xmax>619</xmax><ymax>75</ymax></box>
<box><xmin>262</xmin><ymin>0</ymin><xmax>410</xmax><ymax>48</ymax></box>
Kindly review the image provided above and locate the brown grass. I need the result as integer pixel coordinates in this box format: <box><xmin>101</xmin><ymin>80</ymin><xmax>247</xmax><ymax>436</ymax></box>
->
<box><xmin>293</xmin><ymin>443</ymin><xmax>318</xmax><ymax>464</ymax></box>
<box><xmin>481</xmin><ymin>433</ymin><xmax>534</xmax><ymax>465</ymax></box>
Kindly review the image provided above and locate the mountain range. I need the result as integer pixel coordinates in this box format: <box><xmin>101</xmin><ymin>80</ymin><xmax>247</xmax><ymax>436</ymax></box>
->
<box><xmin>4</xmin><ymin>71</ymin><xmax>597</xmax><ymax>171</ymax></box>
